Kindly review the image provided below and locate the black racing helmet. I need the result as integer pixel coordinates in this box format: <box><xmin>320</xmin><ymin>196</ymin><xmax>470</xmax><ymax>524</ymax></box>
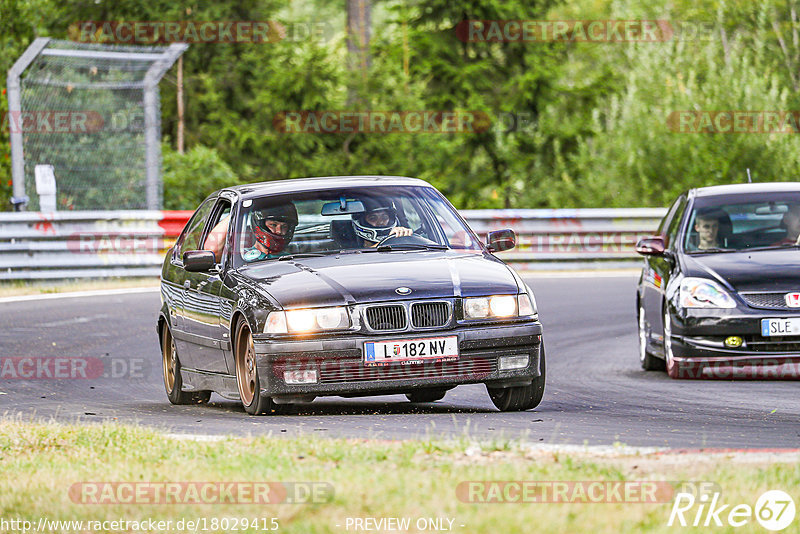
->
<box><xmin>352</xmin><ymin>197</ymin><xmax>398</xmax><ymax>244</ymax></box>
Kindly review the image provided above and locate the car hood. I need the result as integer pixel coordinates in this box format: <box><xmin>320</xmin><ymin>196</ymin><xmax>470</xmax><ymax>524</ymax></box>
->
<box><xmin>682</xmin><ymin>248</ymin><xmax>800</xmax><ymax>292</ymax></box>
<box><xmin>236</xmin><ymin>251</ymin><xmax>520</xmax><ymax>308</ymax></box>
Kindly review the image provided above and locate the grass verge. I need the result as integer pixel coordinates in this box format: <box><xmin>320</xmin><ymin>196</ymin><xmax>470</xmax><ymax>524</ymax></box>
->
<box><xmin>0</xmin><ymin>420</ymin><xmax>798</xmax><ymax>533</ymax></box>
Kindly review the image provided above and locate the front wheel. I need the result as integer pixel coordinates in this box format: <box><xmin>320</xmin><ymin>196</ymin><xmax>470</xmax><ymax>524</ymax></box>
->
<box><xmin>487</xmin><ymin>343</ymin><xmax>546</xmax><ymax>411</ymax></box>
<box><xmin>639</xmin><ymin>305</ymin><xmax>664</xmax><ymax>371</ymax></box>
<box><xmin>235</xmin><ymin>319</ymin><xmax>285</xmax><ymax>415</ymax></box>
<box><xmin>663</xmin><ymin>309</ymin><xmax>683</xmax><ymax>379</ymax></box>
<box><xmin>161</xmin><ymin>323</ymin><xmax>211</xmax><ymax>405</ymax></box>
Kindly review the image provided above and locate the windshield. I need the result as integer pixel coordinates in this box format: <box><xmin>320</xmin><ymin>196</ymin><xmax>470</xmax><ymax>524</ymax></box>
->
<box><xmin>684</xmin><ymin>192</ymin><xmax>800</xmax><ymax>253</ymax></box>
<box><xmin>232</xmin><ymin>185</ymin><xmax>482</xmax><ymax>265</ymax></box>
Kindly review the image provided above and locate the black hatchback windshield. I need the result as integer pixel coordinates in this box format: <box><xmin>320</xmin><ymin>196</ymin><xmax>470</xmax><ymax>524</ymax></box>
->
<box><xmin>684</xmin><ymin>192</ymin><xmax>800</xmax><ymax>253</ymax></box>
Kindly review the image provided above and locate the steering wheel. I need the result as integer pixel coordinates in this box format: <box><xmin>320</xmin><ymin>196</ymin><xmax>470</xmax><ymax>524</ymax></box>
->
<box><xmin>376</xmin><ymin>233</ymin><xmax>438</xmax><ymax>247</ymax></box>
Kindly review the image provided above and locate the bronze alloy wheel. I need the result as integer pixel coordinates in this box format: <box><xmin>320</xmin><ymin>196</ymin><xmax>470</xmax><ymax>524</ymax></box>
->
<box><xmin>161</xmin><ymin>322</ymin><xmax>211</xmax><ymax>405</ymax></box>
<box><xmin>162</xmin><ymin>326</ymin><xmax>177</xmax><ymax>394</ymax></box>
<box><xmin>236</xmin><ymin>320</ymin><xmax>258</xmax><ymax>407</ymax></box>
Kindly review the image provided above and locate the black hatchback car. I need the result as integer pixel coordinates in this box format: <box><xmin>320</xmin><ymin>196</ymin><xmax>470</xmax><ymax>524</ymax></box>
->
<box><xmin>158</xmin><ymin>176</ymin><xmax>545</xmax><ymax>414</ymax></box>
<box><xmin>636</xmin><ymin>183</ymin><xmax>800</xmax><ymax>378</ymax></box>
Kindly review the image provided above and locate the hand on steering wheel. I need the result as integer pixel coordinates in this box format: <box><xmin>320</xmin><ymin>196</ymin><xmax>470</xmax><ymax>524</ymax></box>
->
<box><xmin>376</xmin><ymin>226</ymin><xmax>413</xmax><ymax>246</ymax></box>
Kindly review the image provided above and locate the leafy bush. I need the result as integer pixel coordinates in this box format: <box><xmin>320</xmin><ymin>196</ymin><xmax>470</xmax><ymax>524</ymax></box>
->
<box><xmin>162</xmin><ymin>144</ymin><xmax>240</xmax><ymax>210</ymax></box>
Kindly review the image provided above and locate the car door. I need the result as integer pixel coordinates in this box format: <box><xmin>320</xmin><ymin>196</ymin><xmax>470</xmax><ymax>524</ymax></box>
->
<box><xmin>642</xmin><ymin>194</ymin><xmax>687</xmax><ymax>351</ymax></box>
<box><xmin>182</xmin><ymin>197</ymin><xmax>233</xmax><ymax>373</ymax></box>
<box><xmin>170</xmin><ymin>197</ymin><xmax>216</xmax><ymax>370</ymax></box>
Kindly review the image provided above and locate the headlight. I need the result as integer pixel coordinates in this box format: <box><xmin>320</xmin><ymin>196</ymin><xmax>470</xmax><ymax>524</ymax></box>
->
<box><xmin>265</xmin><ymin>307</ymin><xmax>350</xmax><ymax>334</ymax></box>
<box><xmin>464</xmin><ymin>294</ymin><xmax>536</xmax><ymax>319</ymax></box>
<box><xmin>679</xmin><ymin>278</ymin><xmax>736</xmax><ymax>309</ymax></box>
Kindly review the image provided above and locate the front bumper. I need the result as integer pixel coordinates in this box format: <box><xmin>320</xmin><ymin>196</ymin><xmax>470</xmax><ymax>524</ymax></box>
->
<box><xmin>670</xmin><ymin>307</ymin><xmax>800</xmax><ymax>369</ymax></box>
<box><xmin>252</xmin><ymin>321</ymin><xmax>542</xmax><ymax>398</ymax></box>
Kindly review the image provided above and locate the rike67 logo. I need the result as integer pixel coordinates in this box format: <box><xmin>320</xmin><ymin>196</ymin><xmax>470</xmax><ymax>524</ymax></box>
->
<box><xmin>669</xmin><ymin>490</ymin><xmax>795</xmax><ymax>531</ymax></box>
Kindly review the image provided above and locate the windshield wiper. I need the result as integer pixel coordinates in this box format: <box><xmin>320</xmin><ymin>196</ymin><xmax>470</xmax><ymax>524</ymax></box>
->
<box><xmin>740</xmin><ymin>244</ymin><xmax>800</xmax><ymax>252</ymax></box>
<box><xmin>278</xmin><ymin>250</ymin><xmax>344</xmax><ymax>261</ymax></box>
<box><xmin>687</xmin><ymin>247</ymin><xmax>738</xmax><ymax>254</ymax></box>
<box><xmin>375</xmin><ymin>243</ymin><xmax>448</xmax><ymax>252</ymax></box>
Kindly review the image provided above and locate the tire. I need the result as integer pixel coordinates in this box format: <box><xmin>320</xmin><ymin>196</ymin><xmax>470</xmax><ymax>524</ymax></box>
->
<box><xmin>406</xmin><ymin>388</ymin><xmax>449</xmax><ymax>403</ymax></box>
<box><xmin>234</xmin><ymin>318</ymin><xmax>285</xmax><ymax>415</ymax></box>
<box><xmin>639</xmin><ymin>304</ymin><xmax>664</xmax><ymax>371</ymax></box>
<box><xmin>487</xmin><ymin>343</ymin><xmax>546</xmax><ymax>412</ymax></box>
<box><xmin>161</xmin><ymin>323</ymin><xmax>211</xmax><ymax>405</ymax></box>
<box><xmin>663</xmin><ymin>309</ymin><xmax>683</xmax><ymax>379</ymax></box>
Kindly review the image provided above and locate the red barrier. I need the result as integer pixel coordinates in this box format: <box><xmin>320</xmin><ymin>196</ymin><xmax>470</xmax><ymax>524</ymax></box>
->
<box><xmin>158</xmin><ymin>210</ymin><xmax>192</xmax><ymax>237</ymax></box>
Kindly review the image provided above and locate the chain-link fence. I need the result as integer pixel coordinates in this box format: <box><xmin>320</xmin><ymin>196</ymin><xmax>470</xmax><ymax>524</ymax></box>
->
<box><xmin>7</xmin><ymin>39</ymin><xmax>186</xmax><ymax>210</ymax></box>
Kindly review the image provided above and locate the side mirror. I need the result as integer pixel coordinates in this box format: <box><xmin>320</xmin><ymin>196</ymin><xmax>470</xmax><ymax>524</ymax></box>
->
<box><xmin>635</xmin><ymin>236</ymin><xmax>667</xmax><ymax>256</ymax></box>
<box><xmin>487</xmin><ymin>229</ymin><xmax>516</xmax><ymax>252</ymax></box>
<box><xmin>183</xmin><ymin>250</ymin><xmax>216</xmax><ymax>272</ymax></box>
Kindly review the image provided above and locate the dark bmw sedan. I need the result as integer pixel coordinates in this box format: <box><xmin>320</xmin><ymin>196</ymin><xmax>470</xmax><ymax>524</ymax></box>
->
<box><xmin>636</xmin><ymin>183</ymin><xmax>800</xmax><ymax>379</ymax></box>
<box><xmin>158</xmin><ymin>176</ymin><xmax>544</xmax><ymax>414</ymax></box>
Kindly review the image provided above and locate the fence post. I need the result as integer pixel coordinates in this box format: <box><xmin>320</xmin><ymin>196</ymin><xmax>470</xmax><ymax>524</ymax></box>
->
<box><xmin>143</xmin><ymin>43</ymin><xmax>188</xmax><ymax>211</ymax></box>
<box><xmin>7</xmin><ymin>38</ymin><xmax>51</xmax><ymax>211</ymax></box>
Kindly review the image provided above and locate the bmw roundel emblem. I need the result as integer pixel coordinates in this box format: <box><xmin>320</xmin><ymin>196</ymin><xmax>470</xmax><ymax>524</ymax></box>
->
<box><xmin>395</xmin><ymin>287</ymin><xmax>412</xmax><ymax>295</ymax></box>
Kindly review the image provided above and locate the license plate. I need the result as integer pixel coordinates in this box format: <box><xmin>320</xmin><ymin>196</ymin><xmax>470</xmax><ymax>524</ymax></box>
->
<box><xmin>761</xmin><ymin>318</ymin><xmax>800</xmax><ymax>337</ymax></box>
<box><xmin>363</xmin><ymin>336</ymin><xmax>458</xmax><ymax>366</ymax></box>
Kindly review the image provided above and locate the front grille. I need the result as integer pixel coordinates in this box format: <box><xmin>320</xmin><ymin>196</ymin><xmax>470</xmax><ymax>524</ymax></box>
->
<box><xmin>365</xmin><ymin>305</ymin><xmax>407</xmax><ymax>331</ymax></box>
<box><xmin>318</xmin><ymin>356</ymin><xmax>496</xmax><ymax>383</ymax></box>
<box><xmin>741</xmin><ymin>292</ymin><xmax>790</xmax><ymax>310</ymax></box>
<box><xmin>411</xmin><ymin>301</ymin><xmax>450</xmax><ymax>328</ymax></box>
<box><xmin>745</xmin><ymin>335</ymin><xmax>800</xmax><ymax>353</ymax></box>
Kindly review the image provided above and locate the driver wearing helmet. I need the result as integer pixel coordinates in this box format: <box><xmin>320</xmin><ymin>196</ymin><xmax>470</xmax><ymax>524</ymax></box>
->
<box><xmin>242</xmin><ymin>202</ymin><xmax>299</xmax><ymax>262</ymax></box>
<box><xmin>352</xmin><ymin>197</ymin><xmax>413</xmax><ymax>247</ymax></box>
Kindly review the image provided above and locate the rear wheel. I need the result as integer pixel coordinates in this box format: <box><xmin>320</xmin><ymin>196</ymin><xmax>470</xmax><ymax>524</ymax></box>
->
<box><xmin>161</xmin><ymin>323</ymin><xmax>211</xmax><ymax>405</ymax></box>
<box><xmin>639</xmin><ymin>305</ymin><xmax>664</xmax><ymax>371</ymax></box>
<box><xmin>406</xmin><ymin>388</ymin><xmax>449</xmax><ymax>403</ymax></box>
<box><xmin>487</xmin><ymin>343</ymin><xmax>546</xmax><ymax>411</ymax></box>
<box><xmin>235</xmin><ymin>319</ymin><xmax>285</xmax><ymax>415</ymax></box>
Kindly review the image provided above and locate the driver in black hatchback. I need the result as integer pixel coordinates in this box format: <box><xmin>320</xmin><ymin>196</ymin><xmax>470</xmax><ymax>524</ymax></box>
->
<box><xmin>351</xmin><ymin>197</ymin><xmax>413</xmax><ymax>247</ymax></box>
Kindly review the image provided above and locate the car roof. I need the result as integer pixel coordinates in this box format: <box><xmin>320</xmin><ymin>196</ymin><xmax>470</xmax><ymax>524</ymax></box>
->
<box><xmin>691</xmin><ymin>182</ymin><xmax>800</xmax><ymax>198</ymax></box>
<box><xmin>222</xmin><ymin>175</ymin><xmax>432</xmax><ymax>199</ymax></box>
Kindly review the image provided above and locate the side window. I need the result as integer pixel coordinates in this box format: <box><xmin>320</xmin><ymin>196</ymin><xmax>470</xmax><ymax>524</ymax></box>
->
<box><xmin>399</xmin><ymin>197</ymin><xmax>423</xmax><ymax>231</ymax></box>
<box><xmin>200</xmin><ymin>199</ymin><xmax>233</xmax><ymax>263</ymax></box>
<box><xmin>665</xmin><ymin>196</ymin><xmax>688</xmax><ymax>248</ymax></box>
<box><xmin>657</xmin><ymin>195</ymin><xmax>681</xmax><ymax>236</ymax></box>
<box><xmin>176</xmin><ymin>199</ymin><xmax>215</xmax><ymax>258</ymax></box>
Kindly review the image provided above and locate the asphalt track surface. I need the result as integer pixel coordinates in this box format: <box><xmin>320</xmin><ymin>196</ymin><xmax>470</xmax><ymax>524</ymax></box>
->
<box><xmin>1</xmin><ymin>275</ymin><xmax>798</xmax><ymax>449</ymax></box>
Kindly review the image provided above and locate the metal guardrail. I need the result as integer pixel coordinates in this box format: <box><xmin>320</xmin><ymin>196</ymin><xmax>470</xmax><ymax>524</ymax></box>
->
<box><xmin>0</xmin><ymin>208</ymin><xmax>666</xmax><ymax>280</ymax></box>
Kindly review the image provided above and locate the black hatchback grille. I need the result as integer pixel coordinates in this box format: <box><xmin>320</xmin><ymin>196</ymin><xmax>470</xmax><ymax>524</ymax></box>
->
<box><xmin>741</xmin><ymin>293</ymin><xmax>790</xmax><ymax>310</ymax></box>
<box><xmin>365</xmin><ymin>305</ymin><xmax>407</xmax><ymax>331</ymax></box>
<box><xmin>411</xmin><ymin>302</ymin><xmax>450</xmax><ymax>328</ymax></box>
<box><xmin>745</xmin><ymin>335</ymin><xmax>800</xmax><ymax>353</ymax></box>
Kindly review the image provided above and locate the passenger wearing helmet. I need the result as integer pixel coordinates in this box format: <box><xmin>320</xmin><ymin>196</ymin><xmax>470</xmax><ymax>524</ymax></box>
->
<box><xmin>352</xmin><ymin>197</ymin><xmax>413</xmax><ymax>247</ymax></box>
<box><xmin>242</xmin><ymin>202</ymin><xmax>298</xmax><ymax>262</ymax></box>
